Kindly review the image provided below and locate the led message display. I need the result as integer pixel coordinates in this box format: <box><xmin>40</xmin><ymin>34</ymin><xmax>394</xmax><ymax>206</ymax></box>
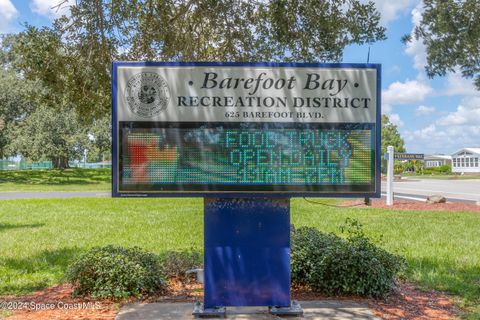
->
<box><xmin>112</xmin><ymin>62</ymin><xmax>380</xmax><ymax>197</ymax></box>
<box><xmin>119</xmin><ymin>123</ymin><xmax>374</xmax><ymax>193</ymax></box>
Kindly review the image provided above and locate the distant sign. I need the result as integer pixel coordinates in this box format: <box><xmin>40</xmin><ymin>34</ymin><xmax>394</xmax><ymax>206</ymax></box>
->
<box><xmin>394</xmin><ymin>153</ymin><xmax>424</xmax><ymax>160</ymax></box>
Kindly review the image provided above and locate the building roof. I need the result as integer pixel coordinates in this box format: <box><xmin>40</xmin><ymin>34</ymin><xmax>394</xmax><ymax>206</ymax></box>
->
<box><xmin>425</xmin><ymin>155</ymin><xmax>452</xmax><ymax>160</ymax></box>
<box><xmin>452</xmin><ymin>148</ymin><xmax>480</xmax><ymax>156</ymax></box>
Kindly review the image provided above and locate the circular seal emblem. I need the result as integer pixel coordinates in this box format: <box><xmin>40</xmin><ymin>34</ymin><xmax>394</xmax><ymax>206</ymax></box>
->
<box><xmin>125</xmin><ymin>72</ymin><xmax>170</xmax><ymax>117</ymax></box>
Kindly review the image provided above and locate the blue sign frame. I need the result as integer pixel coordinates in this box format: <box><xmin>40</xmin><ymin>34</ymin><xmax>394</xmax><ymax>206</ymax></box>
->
<box><xmin>112</xmin><ymin>61</ymin><xmax>381</xmax><ymax>198</ymax></box>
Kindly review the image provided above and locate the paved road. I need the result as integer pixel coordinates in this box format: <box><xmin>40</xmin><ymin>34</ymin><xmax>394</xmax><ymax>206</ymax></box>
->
<box><xmin>0</xmin><ymin>191</ymin><xmax>109</xmax><ymax>200</ymax></box>
<box><xmin>382</xmin><ymin>178</ymin><xmax>480</xmax><ymax>203</ymax></box>
<box><xmin>0</xmin><ymin>179</ymin><xmax>478</xmax><ymax>203</ymax></box>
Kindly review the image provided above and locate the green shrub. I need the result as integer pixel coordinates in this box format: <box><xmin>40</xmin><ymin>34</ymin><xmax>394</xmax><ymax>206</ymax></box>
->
<box><xmin>161</xmin><ymin>249</ymin><xmax>203</xmax><ymax>280</ymax></box>
<box><xmin>67</xmin><ymin>245</ymin><xmax>166</xmax><ymax>299</ymax></box>
<box><xmin>394</xmin><ymin>162</ymin><xmax>406</xmax><ymax>174</ymax></box>
<box><xmin>291</xmin><ymin>220</ymin><xmax>405</xmax><ymax>298</ymax></box>
<box><xmin>423</xmin><ymin>165</ymin><xmax>451</xmax><ymax>175</ymax></box>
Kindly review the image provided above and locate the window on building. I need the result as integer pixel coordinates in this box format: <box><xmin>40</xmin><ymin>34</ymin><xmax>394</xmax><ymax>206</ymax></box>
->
<box><xmin>453</xmin><ymin>159</ymin><xmax>456</xmax><ymax>167</ymax></box>
<box><xmin>461</xmin><ymin>158</ymin><xmax>465</xmax><ymax>167</ymax></box>
<box><xmin>475</xmin><ymin>157</ymin><xmax>479</xmax><ymax>167</ymax></box>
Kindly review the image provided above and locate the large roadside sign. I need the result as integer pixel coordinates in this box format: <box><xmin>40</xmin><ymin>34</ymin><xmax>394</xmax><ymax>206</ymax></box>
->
<box><xmin>112</xmin><ymin>62</ymin><xmax>381</xmax><ymax>197</ymax></box>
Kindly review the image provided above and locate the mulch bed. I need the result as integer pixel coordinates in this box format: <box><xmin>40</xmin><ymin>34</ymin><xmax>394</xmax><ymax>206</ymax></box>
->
<box><xmin>344</xmin><ymin>198</ymin><xmax>480</xmax><ymax>212</ymax></box>
<box><xmin>291</xmin><ymin>282</ymin><xmax>459</xmax><ymax>319</ymax></box>
<box><xmin>2</xmin><ymin>279</ymin><xmax>459</xmax><ymax>320</ymax></box>
<box><xmin>368</xmin><ymin>282</ymin><xmax>459</xmax><ymax>320</ymax></box>
<box><xmin>1</xmin><ymin>284</ymin><xmax>119</xmax><ymax>320</ymax></box>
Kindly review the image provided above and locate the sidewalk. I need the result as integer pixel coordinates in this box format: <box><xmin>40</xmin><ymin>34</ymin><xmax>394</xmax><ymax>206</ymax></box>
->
<box><xmin>116</xmin><ymin>300</ymin><xmax>380</xmax><ymax>320</ymax></box>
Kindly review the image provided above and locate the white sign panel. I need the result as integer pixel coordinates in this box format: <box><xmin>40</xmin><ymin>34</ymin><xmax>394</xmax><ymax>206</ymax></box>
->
<box><xmin>116</xmin><ymin>65</ymin><xmax>377</xmax><ymax>123</ymax></box>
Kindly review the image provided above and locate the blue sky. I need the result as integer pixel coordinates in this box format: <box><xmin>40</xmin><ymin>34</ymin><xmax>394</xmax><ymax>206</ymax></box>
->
<box><xmin>1</xmin><ymin>0</ymin><xmax>479</xmax><ymax>155</ymax></box>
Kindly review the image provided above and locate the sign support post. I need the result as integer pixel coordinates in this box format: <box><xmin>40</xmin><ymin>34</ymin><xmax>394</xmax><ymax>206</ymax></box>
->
<box><xmin>386</xmin><ymin>145</ymin><xmax>394</xmax><ymax>206</ymax></box>
<box><xmin>193</xmin><ymin>198</ymin><xmax>302</xmax><ymax>317</ymax></box>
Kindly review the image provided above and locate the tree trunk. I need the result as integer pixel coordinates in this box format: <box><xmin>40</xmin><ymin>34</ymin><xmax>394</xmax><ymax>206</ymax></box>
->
<box><xmin>59</xmin><ymin>157</ymin><xmax>69</xmax><ymax>169</ymax></box>
<box><xmin>52</xmin><ymin>156</ymin><xmax>69</xmax><ymax>169</ymax></box>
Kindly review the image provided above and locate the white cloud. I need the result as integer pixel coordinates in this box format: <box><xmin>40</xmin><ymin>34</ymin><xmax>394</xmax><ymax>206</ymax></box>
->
<box><xmin>382</xmin><ymin>79</ymin><xmax>432</xmax><ymax>105</ymax></box>
<box><xmin>404</xmin><ymin>124</ymin><xmax>446</xmax><ymax>153</ymax></box>
<box><xmin>405</xmin><ymin>123</ymin><xmax>480</xmax><ymax>154</ymax></box>
<box><xmin>406</xmin><ymin>99</ymin><xmax>480</xmax><ymax>153</ymax></box>
<box><xmin>462</xmin><ymin>96</ymin><xmax>480</xmax><ymax>109</ymax></box>
<box><xmin>0</xmin><ymin>0</ymin><xmax>18</xmax><ymax>34</ymax></box>
<box><xmin>365</xmin><ymin>0</ymin><xmax>416</xmax><ymax>25</ymax></box>
<box><xmin>404</xmin><ymin>125</ymin><xmax>450</xmax><ymax>154</ymax></box>
<box><xmin>442</xmin><ymin>71</ymin><xmax>479</xmax><ymax>97</ymax></box>
<box><xmin>436</xmin><ymin>105</ymin><xmax>480</xmax><ymax>126</ymax></box>
<box><xmin>415</xmin><ymin>124</ymin><xmax>439</xmax><ymax>139</ymax></box>
<box><xmin>382</xmin><ymin>103</ymin><xmax>392</xmax><ymax>115</ymax></box>
<box><xmin>389</xmin><ymin>113</ymin><xmax>404</xmax><ymax>127</ymax></box>
<box><xmin>30</xmin><ymin>0</ymin><xmax>74</xmax><ymax>19</ymax></box>
<box><xmin>405</xmin><ymin>3</ymin><xmax>427</xmax><ymax>71</ymax></box>
<box><xmin>387</xmin><ymin>65</ymin><xmax>401</xmax><ymax>74</ymax></box>
<box><xmin>445</xmin><ymin>125</ymin><xmax>480</xmax><ymax>137</ymax></box>
<box><xmin>415</xmin><ymin>105</ymin><xmax>435</xmax><ymax>115</ymax></box>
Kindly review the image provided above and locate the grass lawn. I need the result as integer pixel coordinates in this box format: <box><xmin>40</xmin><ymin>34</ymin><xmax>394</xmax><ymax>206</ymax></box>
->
<box><xmin>0</xmin><ymin>169</ymin><xmax>111</xmax><ymax>192</ymax></box>
<box><xmin>0</xmin><ymin>198</ymin><xmax>479</xmax><ymax>318</ymax></box>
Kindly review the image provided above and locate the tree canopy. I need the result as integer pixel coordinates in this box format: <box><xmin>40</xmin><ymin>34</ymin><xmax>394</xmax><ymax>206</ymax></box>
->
<box><xmin>5</xmin><ymin>0</ymin><xmax>386</xmax><ymax>119</ymax></box>
<box><xmin>0</xmin><ymin>68</ymin><xmax>37</xmax><ymax>158</ymax></box>
<box><xmin>381</xmin><ymin>114</ymin><xmax>406</xmax><ymax>156</ymax></box>
<box><xmin>0</xmin><ymin>0</ymin><xmax>387</xmax><ymax>166</ymax></box>
<box><xmin>407</xmin><ymin>0</ymin><xmax>480</xmax><ymax>89</ymax></box>
<box><xmin>0</xmin><ymin>32</ymin><xmax>111</xmax><ymax>167</ymax></box>
<box><xmin>6</xmin><ymin>105</ymin><xmax>88</xmax><ymax>169</ymax></box>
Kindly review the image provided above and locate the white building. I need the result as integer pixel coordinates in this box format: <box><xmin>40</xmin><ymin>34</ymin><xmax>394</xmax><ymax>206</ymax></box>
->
<box><xmin>424</xmin><ymin>155</ymin><xmax>451</xmax><ymax>168</ymax></box>
<box><xmin>451</xmin><ymin>148</ymin><xmax>480</xmax><ymax>173</ymax></box>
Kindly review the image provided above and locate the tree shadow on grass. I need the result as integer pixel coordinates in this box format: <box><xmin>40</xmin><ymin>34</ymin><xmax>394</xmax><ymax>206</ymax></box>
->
<box><xmin>0</xmin><ymin>223</ymin><xmax>44</xmax><ymax>232</ymax></box>
<box><xmin>0</xmin><ymin>247</ymin><xmax>79</xmax><ymax>295</ymax></box>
